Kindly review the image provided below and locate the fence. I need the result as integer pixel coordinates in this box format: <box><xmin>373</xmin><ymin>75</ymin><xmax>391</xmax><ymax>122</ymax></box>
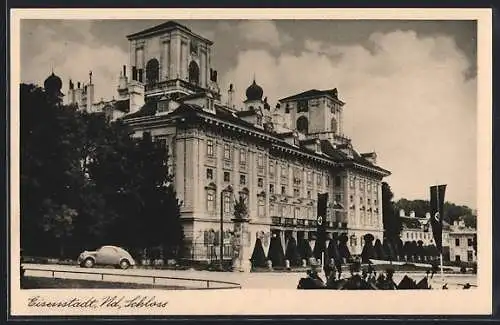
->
<box><xmin>186</xmin><ymin>243</ymin><xmax>234</xmax><ymax>262</ymax></box>
<box><xmin>23</xmin><ymin>267</ymin><xmax>242</xmax><ymax>290</ymax></box>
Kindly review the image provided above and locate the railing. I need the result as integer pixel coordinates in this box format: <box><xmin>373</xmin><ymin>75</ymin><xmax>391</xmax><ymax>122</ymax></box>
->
<box><xmin>23</xmin><ymin>267</ymin><xmax>241</xmax><ymax>290</ymax></box>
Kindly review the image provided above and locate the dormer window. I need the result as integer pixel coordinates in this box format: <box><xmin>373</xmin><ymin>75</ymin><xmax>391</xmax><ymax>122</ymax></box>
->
<box><xmin>297</xmin><ymin>100</ymin><xmax>308</xmax><ymax>113</ymax></box>
<box><xmin>256</xmin><ymin>115</ymin><xmax>262</xmax><ymax>126</ymax></box>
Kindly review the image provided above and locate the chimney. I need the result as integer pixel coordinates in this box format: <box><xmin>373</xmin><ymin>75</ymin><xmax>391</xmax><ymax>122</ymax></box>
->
<box><xmin>77</xmin><ymin>82</ymin><xmax>81</xmax><ymax>89</ymax></box>
<box><xmin>123</xmin><ymin>65</ymin><xmax>126</xmax><ymax>77</ymax></box>
<box><xmin>227</xmin><ymin>84</ymin><xmax>234</xmax><ymax>108</ymax></box>
<box><xmin>128</xmin><ymin>80</ymin><xmax>145</xmax><ymax>114</ymax></box>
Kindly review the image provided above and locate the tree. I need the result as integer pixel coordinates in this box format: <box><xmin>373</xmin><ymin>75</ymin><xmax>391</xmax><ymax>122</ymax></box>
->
<box><xmin>361</xmin><ymin>234</ymin><xmax>376</xmax><ymax>263</ymax></box>
<box><xmin>374</xmin><ymin>239</ymin><xmax>386</xmax><ymax>260</ymax></box>
<box><xmin>233</xmin><ymin>195</ymin><xmax>249</xmax><ymax>220</ymax></box>
<box><xmin>268</xmin><ymin>234</ymin><xmax>285</xmax><ymax>267</ymax></box>
<box><xmin>382</xmin><ymin>182</ymin><xmax>401</xmax><ymax>241</ymax></box>
<box><xmin>285</xmin><ymin>236</ymin><xmax>301</xmax><ymax>266</ymax></box>
<box><xmin>41</xmin><ymin>200</ymin><xmax>78</xmax><ymax>258</ymax></box>
<box><xmin>338</xmin><ymin>233</ymin><xmax>351</xmax><ymax>261</ymax></box>
<box><xmin>251</xmin><ymin>238</ymin><xmax>267</xmax><ymax>268</ymax></box>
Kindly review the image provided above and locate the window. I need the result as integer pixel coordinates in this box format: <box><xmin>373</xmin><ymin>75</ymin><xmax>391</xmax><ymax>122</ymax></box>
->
<box><xmin>335</xmin><ymin>194</ymin><xmax>341</xmax><ymax>203</ymax></box>
<box><xmin>258</xmin><ymin>197</ymin><xmax>265</xmax><ymax>217</ymax></box>
<box><xmin>326</xmin><ymin>176</ymin><xmax>330</xmax><ymax>186</ymax></box>
<box><xmin>258</xmin><ymin>178</ymin><xmax>263</xmax><ymax>188</ymax></box>
<box><xmin>374</xmin><ymin>199</ymin><xmax>377</xmax><ymax>205</ymax></box>
<box><xmin>455</xmin><ymin>238</ymin><xmax>460</xmax><ymax>247</ymax></box>
<box><xmin>258</xmin><ymin>154</ymin><xmax>264</xmax><ymax>168</ymax></box>
<box><xmin>468</xmin><ymin>238</ymin><xmax>473</xmax><ymax>247</ymax></box>
<box><xmin>307</xmin><ymin>171</ymin><xmax>313</xmax><ymax>183</ymax></box>
<box><xmin>307</xmin><ymin>190</ymin><xmax>311</xmax><ymax>199</ymax></box>
<box><xmin>294</xmin><ymin>207</ymin><xmax>300</xmax><ymax>218</ymax></box>
<box><xmin>207</xmin><ymin>191</ymin><xmax>215</xmax><ymax>212</ymax></box>
<box><xmin>455</xmin><ymin>255</ymin><xmax>461</xmax><ymax>262</ymax></box>
<box><xmin>206</xmin><ymin>168</ymin><xmax>213</xmax><ymax>180</ymax></box>
<box><xmin>350</xmin><ymin>195</ymin><xmax>354</xmax><ymax>203</ymax></box>
<box><xmin>359</xmin><ymin>180</ymin><xmax>364</xmax><ymax>190</ymax></box>
<box><xmin>240</xmin><ymin>175</ymin><xmax>246</xmax><ymax>185</ymax></box>
<box><xmin>269</xmin><ymin>161</ymin><xmax>274</xmax><ymax>175</ymax></box>
<box><xmin>281</xmin><ymin>186</ymin><xmax>286</xmax><ymax>195</ymax></box>
<box><xmin>335</xmin><ymin>176</ymin><xmax>342</xmax><ymax>187</ymax></box>
<box><xmin>367</xmin><ymin>198</ymin><xmax>371</xmax><ymax>205</ymax></box>
<box><xmin>406</xmin><ymin>233</ymin><xmax>409</xmax><ymax>239</ymax></box>
<box><xmin>368</xmin><ymin>183</ymin><xmax>372</xmax><ymax>192</ymax></box>
<box><xmin>297</xmin><ymin>100</ymin><xmax>308</xmax><ymax>113</ymax></box>
<box><xmin>467</xmin><ymin>251</ymin><xmax>473</xmax><ymax>262</ymax></box>
<box><xmin>269</xmin><ymin>184</ymin><xmax>275</xmax><ymax>194</ymax></box>
<box><xmin>296</xmin><ymin>116</ymin><xmax>309</xmax><ymax>133</ymax></box>
<box><xmin>224</xmin><ymin>144</ymin><xmax>231</xmax><ymax>160</ymax></box>
<box><xmin>293</xmin><ymin>188</ymin><xmax>300</xmax><ymax>197</ymax></box>
<box><xmin>240</xmin><ymin>149</ymin><xmax>246</xmax><ymax>165</ymax></box>
<box><xmin>207</xmin><ymin>140</ymin><xmax>214</xmax><ymax>157</ymax></box>
<box><xmin>317</xmin><ymin>173</ymin><xmax>322</xmax><ymax>185</ymax></box>
<box><xmin>281</xmin><ymin>164</ymin><xmax>287</xmax><ymax>177</ymax></box>
<box><xmin>224</xmin><ymin>172</ymin><xmax>230</xmax><ymax>182</ymax></box>
<box><xmin>349</xmin><ymin>177</ymin><xmax>355</xmax><ymax>188</ymax></box>
<box><xmin>270</xmin><ymin>204</ymin><xmax>275</xmax><ymax>216</ymax></box>
<box><xmin>223</xmin><ymin>194</ymin><xmax>231</xmax><ymax>213</ymax></box>
<box><xmin>359</xmin><ymin>197</ymin><xmax>364</xmax><ymax>204</ymax></box>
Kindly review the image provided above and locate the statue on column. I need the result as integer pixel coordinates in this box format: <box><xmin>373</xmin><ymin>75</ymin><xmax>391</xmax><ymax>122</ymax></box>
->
<box><xmin>231</xmin><ymin>195</ymin><xmax>251</xmax><ymax>272</ymax></box>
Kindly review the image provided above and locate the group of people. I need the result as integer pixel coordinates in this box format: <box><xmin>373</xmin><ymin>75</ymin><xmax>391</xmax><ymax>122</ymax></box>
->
<box><xmin>297</xmin><ymin>258</ymin><xmax>473</xmax><ymax>290</ymax></box>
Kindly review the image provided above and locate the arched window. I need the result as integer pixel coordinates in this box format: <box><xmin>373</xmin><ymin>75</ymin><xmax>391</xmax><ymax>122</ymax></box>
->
<box><xmin>189</xmin><ymin>61</ymin><xmax>200</xmax><ymax>85</ymax></box>
<box><xmin>146</xmin><ymin>58</ymin><xmax>159</xmax><ymax>84</ymax></box>
<box><xmin>331</xmin><ymin>118</ymin><xmax>338</xmax><ymax>135</ymax></box>
<box><xmin>296</xmin><ymin>116</ymin><xmax>309</xmax><ymax>134</ymax></box>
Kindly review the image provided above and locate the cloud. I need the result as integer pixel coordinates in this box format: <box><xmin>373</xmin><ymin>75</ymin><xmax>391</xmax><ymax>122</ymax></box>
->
<box><xmin>237</xmin><ymin>20</ymin><xmax>292</xmax><ymax>49</ymax></box>
<box><xmin>221</xmin><ymin>30</ymin><xmax>477</xmax><ymax>208</ymax></box>
<box><xmin>20</xmin><ymin>21</ymin><xmax>128</xmax><ymax>103</ymax></box>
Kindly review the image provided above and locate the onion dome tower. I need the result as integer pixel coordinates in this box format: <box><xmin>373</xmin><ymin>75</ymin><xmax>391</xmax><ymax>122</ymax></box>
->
<box><xmin>245</xmin><ymin>79</ymin><xmax>263</xmax><ymax>102</ymax></box>
<box><xmin>44</xmin><ymin>71</ymin><xmax>64</xmax><ymax>101</ymax></box>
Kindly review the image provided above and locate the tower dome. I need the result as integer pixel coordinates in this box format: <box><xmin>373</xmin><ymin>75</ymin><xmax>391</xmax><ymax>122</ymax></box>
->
<box><xmin>245</xmin><ymin>79</ymin><xmax>263</xmax><ymax>101</ymax></box>
<box><xmin>44</xmin><ymin>72</ymin><xmax>63</xmax><ymax>95</ymax></box>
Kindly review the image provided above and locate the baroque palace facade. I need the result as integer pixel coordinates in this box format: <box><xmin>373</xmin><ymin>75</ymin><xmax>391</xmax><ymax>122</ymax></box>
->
<box><xmin>64</xmin><ymin>21</ymin><xmax>391</xmax><ymax>262</ymax></box>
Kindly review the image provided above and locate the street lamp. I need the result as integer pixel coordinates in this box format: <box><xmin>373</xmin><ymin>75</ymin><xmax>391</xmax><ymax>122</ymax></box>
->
<box><xmin>220</xmin><ymin>185</ymin><xmax>234</xmax><ymax>271</ymax></box>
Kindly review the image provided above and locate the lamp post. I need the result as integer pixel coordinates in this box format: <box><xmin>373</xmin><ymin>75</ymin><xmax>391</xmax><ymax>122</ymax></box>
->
<box><xmin>220</xmin><ymin>185</ymin><xmax>233</xmax><ymax>271</ymax></box>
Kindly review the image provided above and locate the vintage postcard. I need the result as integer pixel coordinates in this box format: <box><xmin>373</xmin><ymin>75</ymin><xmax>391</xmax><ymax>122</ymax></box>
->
<box><xmin>9</xmin><ymin>8</ymin><xmax>492</xmax><ymax>317</ymax></box>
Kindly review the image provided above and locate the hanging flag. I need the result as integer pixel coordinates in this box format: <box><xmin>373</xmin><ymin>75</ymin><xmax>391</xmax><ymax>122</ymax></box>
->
<box><xmin>316</xmin><ymin>193</ymin><xmax>328</xmax><ymax>256</ymax></box>
<box><xmin>429</xmin><ymin>185</ymin><xmax>447</xmax><ymax>252</ymax></box>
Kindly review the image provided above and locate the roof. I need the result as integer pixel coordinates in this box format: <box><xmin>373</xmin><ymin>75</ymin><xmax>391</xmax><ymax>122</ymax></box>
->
<box><xmin>122</xmin><ymin>97</ymin><xmax>390</xmax><ymax>176</ymax></box>
<box><xmin>114</xmin><ymin>99</ymin><xmax>130</xmax><ymax>113</ymax></box>
<box><xmin>122</xmin><ymin>100</ymin><xmax>158</xmax><ymax>119</ymax></box>
<box><xmin>126</xmin><ymin>21</ymin><xmax>214</xmax><ymax>45</ymax></box>
<box><xmin>178</xmin><ymin>92</ymin><xmax>210</xmax><ymax>101</ymax></box>
<box><xmin>279</xmin><ymin>89</ymin><xmax>343</xmax><ymax>103</ymax></box>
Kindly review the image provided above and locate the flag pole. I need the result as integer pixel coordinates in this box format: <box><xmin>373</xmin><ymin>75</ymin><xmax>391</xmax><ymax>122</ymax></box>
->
<box><xmin>436</xmin><ymin>185</ymin><xmax>444</xmax><ymax>287</ymax></box>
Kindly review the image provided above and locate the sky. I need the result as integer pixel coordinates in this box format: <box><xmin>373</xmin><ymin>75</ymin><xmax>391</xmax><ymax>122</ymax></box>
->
<box><xmin>20</xmin><ymin>19</ymin><xmax>478</xmax><ymax>209</ymax></box>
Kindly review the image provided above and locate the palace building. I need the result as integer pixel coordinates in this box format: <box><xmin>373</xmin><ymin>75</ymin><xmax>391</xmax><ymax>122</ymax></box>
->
<box><xmin>64</xmin><ymin>21</ymin><xmax>391</xmax><ymax>263</ymax></box>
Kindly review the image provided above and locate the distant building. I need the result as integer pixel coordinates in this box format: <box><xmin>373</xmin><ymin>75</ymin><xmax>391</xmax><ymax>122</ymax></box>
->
<box><xmin>399</xmin><ymin>209</ymin><xmax>450</xmax><ymax>248</ymax></box>
<box><xmin>449</xmin><ymin>220</ymin><xmax>476</xmax><ymax>263</ymax></box>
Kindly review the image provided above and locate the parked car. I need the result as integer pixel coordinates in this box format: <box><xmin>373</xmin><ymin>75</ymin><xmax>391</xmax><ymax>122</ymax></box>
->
<box><xmin>78</xmin><ymin>245</ymin><xmax>136</xmax><ymax>269</ymax></box>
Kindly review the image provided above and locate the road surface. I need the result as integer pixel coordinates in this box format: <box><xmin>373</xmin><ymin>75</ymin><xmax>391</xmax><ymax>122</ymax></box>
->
<box><xmin>22</xmin><ymin>263</ymin><xmax>477</xmax><ymax>290</ymax></box>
